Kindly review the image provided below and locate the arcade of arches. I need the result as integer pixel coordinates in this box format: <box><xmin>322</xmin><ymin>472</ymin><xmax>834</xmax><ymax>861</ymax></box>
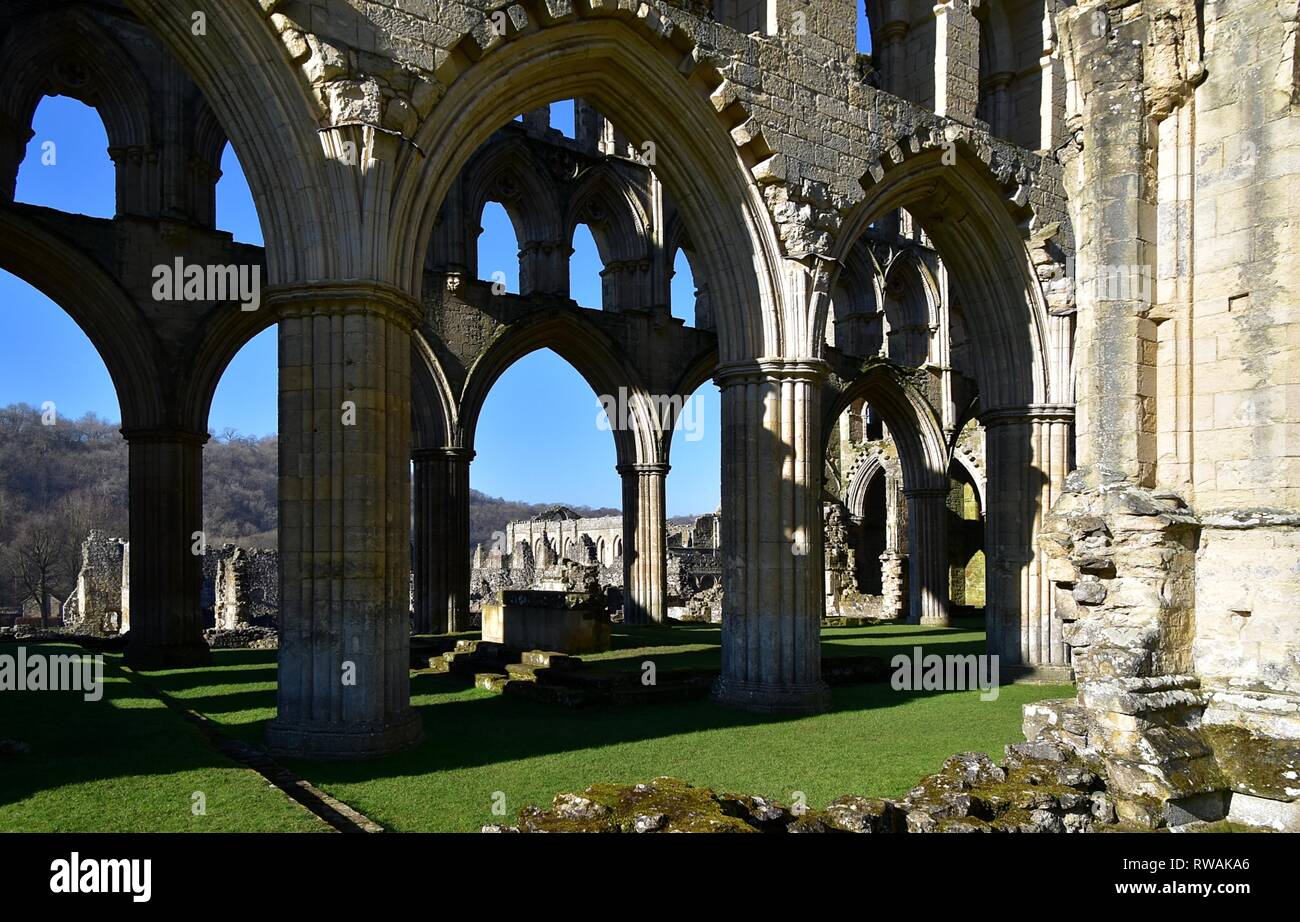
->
<box><xmin>2</xmin><ymin>0</ymin><xmax>1298</xmax><ymax>827</ymax></box>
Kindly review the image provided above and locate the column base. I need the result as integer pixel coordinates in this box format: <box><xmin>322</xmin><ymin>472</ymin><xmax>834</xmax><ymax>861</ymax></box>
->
<box><xmin>266</xmin><ymin>708</ymin><xmax>424</xmax><ymax>760</ymax></box>
<box><xmin>711</xmin><ymin>677</ymin><xmax>832</xmax><ymax>715</ymax></box>
<box><xmin>124</xmin><ymin>639</ymin><xmax>211</xmax><ymax>670</ymax></box>
<box><xmin>919</xmin><ymin>613</ymin><xmax>952</xmax><ymax>627</ymax></box>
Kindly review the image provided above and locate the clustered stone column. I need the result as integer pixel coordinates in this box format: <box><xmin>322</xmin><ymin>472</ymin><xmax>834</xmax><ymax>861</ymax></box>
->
<box><xmin>880</xmin><ymin>465</ymin><xmax>908</xmax><ymax>620</ymax></box>
<box><xmin>713</xmin><ymin>360</ymin><xmax>830</xmax><ymax>714</ymax></box>
<box><xmin>877</xmin><ymin>21</ymin><xmax>911</xmax><ymax>98</ymax></box>
<box><xmin>266</xmin><ymin>283</ymin><xmax>422</xmax><ymax>758</ymax></box>
<box><xmin>412</xmin><ymin>446</ymin><xmax>473</xmax><ymax>634</ymax></box>
<box><xmin>619</xmin><ymin>461</ymin><xmax>668</xmax><ymax>625</ymax></box>
<box><xmin>905</xmin><ymin>487</ymin><xmax>950</xmax><ymax>625</ymax></box>
<box><xmin>982</xmin><ymin>407</ymin><xmax>1074</xmax><ymax>668</ymax></box>
<box><xmin>122</xmin><ymin>428</ymin><xmax>210</xmax><ymax>668</ymax></box>
<box><xmin>982</xmin><ymin>71</ymin><xmax>1016</xmax><ymax>138</ymax></box>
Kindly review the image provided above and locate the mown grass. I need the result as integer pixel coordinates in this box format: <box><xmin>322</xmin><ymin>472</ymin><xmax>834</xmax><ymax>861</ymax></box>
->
<box><xmin>2</xmin><ymin>621</ymin><xmax>1072</xmax><ymax>832</ymax></box>
<box><xmin>137</xmin><ymin>618</ymin><xmax>1070</xmax><ymax>832</ymax></box>
<box><xmin>0</xmin><ymin>643</ymin><xmax>327</xmax><ymax>832</ymax></box>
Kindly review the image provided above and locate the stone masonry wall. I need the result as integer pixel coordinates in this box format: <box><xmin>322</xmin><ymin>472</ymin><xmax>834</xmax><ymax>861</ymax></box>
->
<box><xmin>64</xmin><ymin>531</ymin><xmax>127</xmax><ymax>636</ymax></box>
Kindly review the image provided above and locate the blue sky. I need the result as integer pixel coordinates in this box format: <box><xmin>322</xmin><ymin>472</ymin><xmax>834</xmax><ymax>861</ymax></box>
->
<box><xmin>1</xmin><ymin>95</ymin><xmax>721</xmax><ymax>515</ymax></box>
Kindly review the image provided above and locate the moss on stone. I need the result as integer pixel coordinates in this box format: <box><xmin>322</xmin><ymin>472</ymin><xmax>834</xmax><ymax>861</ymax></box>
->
<box><xmin>1202</xmin><ymin>724</ymin><xmax>1300</xmax><ymax>802</ymax></box>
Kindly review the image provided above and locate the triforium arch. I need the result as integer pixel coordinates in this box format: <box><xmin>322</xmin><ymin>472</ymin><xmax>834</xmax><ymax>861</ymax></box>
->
<box><xmin>822</xmin><ymin>140</ymin><xmax>1072</xmax><ymax>671</ymax></box>
<box><xmin>459</xmin><ymin>134</ymin><xmax>566</xmax><ymax>294</ymax></box>
<box><xmin>0</xmin><ymin>5</ymin><xmax>152</xmax><ymax>205</ymax></box>
<box><xmin>879</xmin><ymin>247</ymin><xmax>942</xmax><ymax>368</ymax></box>
<box><xmin>565</xmin><ymin>160</ymin><xmax>654</xmax><ymax>311</ymax></box>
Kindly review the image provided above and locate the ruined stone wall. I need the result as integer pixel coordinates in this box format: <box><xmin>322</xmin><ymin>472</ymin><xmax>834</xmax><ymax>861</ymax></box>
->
<box><xmin>1171</xmin><ymin>0</ymin><xmax>1300</xmax><ymax>513</ymax></box>
<box><xmin>1035</xmin><ymin>0</ymin><xmax>1300</xmax><ymax>827</ymax></box>
<box><xmin>259</xmin><ymin>0</ymin><xmax>1069</xmax><ymax>275</ymax></box>
<box><xmin>1178</xmin><ymin>1</ymin><xmax>1300</xmax><ymax>725</ymax></box>
<box><xmin>65</xmin><ymin>532</ymin><xmax>127</xmax><ymax>636</ymax></box>
<box><xmin>213</xmin><ymin>545</ymin><xmax>281</xmax><ymax>630</ymax></box>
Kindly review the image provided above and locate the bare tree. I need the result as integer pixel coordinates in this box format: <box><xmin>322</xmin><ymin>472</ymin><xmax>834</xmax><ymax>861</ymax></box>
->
<box><xmin>7</xmin><ymin>516</ymin><xmax>73</xmax><ymax>627</ymax></box>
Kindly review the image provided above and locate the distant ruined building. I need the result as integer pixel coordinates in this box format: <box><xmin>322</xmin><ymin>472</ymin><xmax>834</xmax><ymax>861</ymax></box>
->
<box><xmin>3</xmin><ymin>0</ymin><xmax>1298</xmax><ymax>827</ymax></box>
<box><xmin>469</xmin><ymin>506</ymin><xmax>722</xmax><ymax>622</ymax></box>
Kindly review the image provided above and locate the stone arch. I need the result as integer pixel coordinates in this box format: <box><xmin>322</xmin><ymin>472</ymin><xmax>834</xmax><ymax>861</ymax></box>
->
<box><xmin>828</xmin><ymin>237</ymin><xmax>884</xmax><ymax>356</ymax></box>
<box><xmin>823</xmin><ymin>364</ymin><xmax>948</xmax><ymax>493</ymax></box>
<box><xmin>845</xmin><ymin>447</ymin><xmax>888</xmax><ymax>520</ymax></box>
<box><xmin>392</xmin><ymin>10</ymin><xmax>787</xmax><ymax>361</ymax></box>
<box><xmin>459</xmin><ymin>309</ymin><xmax>659</xmax><ymax>468</ymax></box>
<box><xmin>663</xmin><ymin>207</ymin><xmax>712</xmax><ymax>329</ymax></box>
<box><xmin>177</xmin><ymin>267</ymin><xmax>278</xmax><ymax>437</ymax></box>
<box><xmin>0</xmin><ymin>207</ymin><xmax>162</xmax><ymax>428</ymax></box>
<box><xmin>951</xmin><ymin>443</ymin><xmax>987</xmax><ymax>511</ymax></box>
<box><xmin>597</xmin><ymin>536</ymin><xmax>608</xmax><ymax>567</ymax></box>
<box><xmin>411</xmin><ymin>331</ymin><xmax>457</xmax><ymax>451</ymax></box>
<box><xmin>567</xmin><ymin>162</ymin><xmax>650</xmax><ymax>264</ymax></box>
<box><xmin>567</xmin><ymin>162</ymin><xmax>653</xmax><ymax>311</ymax></box>
<box><xmin>822</xmin><ymin>142</ymin><xmax>1052</xmax><ymax>411</ymax></box>
<box><xmin>191</xmin><ymin>102</ymin><xmax>230</xmax><ymax>228</ymax></box>
<box><xmin>613</xmin><ymin>535</ymin><xmax>623</xmax><ymax>559</ymax></box>
<box><xmin>660</xmin><ymin>344</ymin><xmax>721</xmax><ymax>464</ymax></box>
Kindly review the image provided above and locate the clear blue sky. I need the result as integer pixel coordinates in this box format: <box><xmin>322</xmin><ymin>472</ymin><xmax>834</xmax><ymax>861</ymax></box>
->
<box><xmin>0</xmin><ymin>95</ymin><xmax>721</xmax><ymax>515</ymax></box>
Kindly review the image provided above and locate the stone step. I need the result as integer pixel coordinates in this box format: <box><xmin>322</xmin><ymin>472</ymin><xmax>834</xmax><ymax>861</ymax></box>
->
<box><xmin>519</xmin><ymin>650</ymin><xmax>583</xmax><ymax>670</ymax></box>
<box><xmin>474</xmin><ymin>672</ymin><xmax>512</xmax><ymax>693</ymax></box>
<box><xmin>442</xmin><ymin>649</ymin><xmax>509</xmax><ymax>675</ymax></box>
<box><xmin>607</xmin><ymin>676</ymin><xmax>713</xmax><ymax>706</ymax></box>
<box><xmin>455</xmin><ymin>639</ymin><xmax>506</xmax><ymax>657</ymax></box>
<box><xmin>501</xmin><ymin>681</ymin><xmax>596</xmax><ymax>708</ymax></box>
<box><xmin>503</xmin><ymin>663</ymin><xmax>540</xmax><ymax>681</ymax></box>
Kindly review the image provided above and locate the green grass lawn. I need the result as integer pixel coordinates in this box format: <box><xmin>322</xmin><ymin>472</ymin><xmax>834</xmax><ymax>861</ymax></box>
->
<box><xmin>0</xmin><ymin>644</ymin><xmax>328</xmax><ymax>832</ymax></box>
<box><xmin>2</xmin><ymin>621</ymin><xmax>1073</xmax><ymax>832</ymax></box>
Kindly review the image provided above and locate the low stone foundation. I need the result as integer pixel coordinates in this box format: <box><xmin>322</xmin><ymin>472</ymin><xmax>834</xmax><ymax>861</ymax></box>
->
<box><xmin>485</xmin><ymin>743</ymin><xmax>1120</xmax><ymax>833</ymax></box>
<box><xmin>481</xmin><ymin>589</ymin><xmax>611</xmax><ymax>654</ymax></box>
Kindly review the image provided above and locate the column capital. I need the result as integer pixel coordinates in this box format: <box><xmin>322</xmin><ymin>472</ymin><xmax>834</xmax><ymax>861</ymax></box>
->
<box><xmin>412</xmin><ymin>446</ymin><xmax>475</xmax><ymax>463</ymax></box>
<box><xmin>984</xmin><ymin>70</ymin><xmax>1017</xmax><ymax>91</ymax></box>
<box><xmin>880</xmin><ymin>20</ymin><xmax>910</xmax><ymax>42</ymax></box>
<box><xmin>903</xmin><ymin>486</ymin><xmax>950</xmax><ymax>499</ymax></box>
<box><xmin>714</xmin><ymin>357</ymin><xmax>829</xmax><ymax>388</ymax></box>
<box><xmin>265</xmin><ymin>279</ymin><xmax>423</xmax><ymax>330</ymax></box>
<box><xmin>617</xmin><ymin>462</ymin><xmax>670</xmax><ymax>476</ymax></box>
<box><xmin>120</xmin><ymin>426</ymin><xmax>209</xmax><ymax>446</ymax></box>
<box><xmin>979</xmin><ymin>404</ymin><xmax>1075</xmax><ymax>427</ymax></box>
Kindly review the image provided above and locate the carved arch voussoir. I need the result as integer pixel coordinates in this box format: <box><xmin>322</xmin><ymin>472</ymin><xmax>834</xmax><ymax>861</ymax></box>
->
<box><xmin>253</xmin><ymin>0</ymin><xmax>776</xmax><ymax>192</ymax></box>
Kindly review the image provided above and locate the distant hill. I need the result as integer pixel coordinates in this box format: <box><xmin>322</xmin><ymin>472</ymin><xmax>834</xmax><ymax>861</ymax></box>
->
<box><xmin>0</xmin><ymin>403</ymin><xmax>706</xmax><ymax>611</ymax></box>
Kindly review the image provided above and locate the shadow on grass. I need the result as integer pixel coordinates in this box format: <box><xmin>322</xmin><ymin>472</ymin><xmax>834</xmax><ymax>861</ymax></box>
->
<box><xmin>3</xmin><ymin>617</ymin><xmax>1059</xmax><ymax>823</ymax></box>
<box><xmin>0</xmin><ymin>643</ymin><xmax>322</xmax><ymax>830</ymax></box>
